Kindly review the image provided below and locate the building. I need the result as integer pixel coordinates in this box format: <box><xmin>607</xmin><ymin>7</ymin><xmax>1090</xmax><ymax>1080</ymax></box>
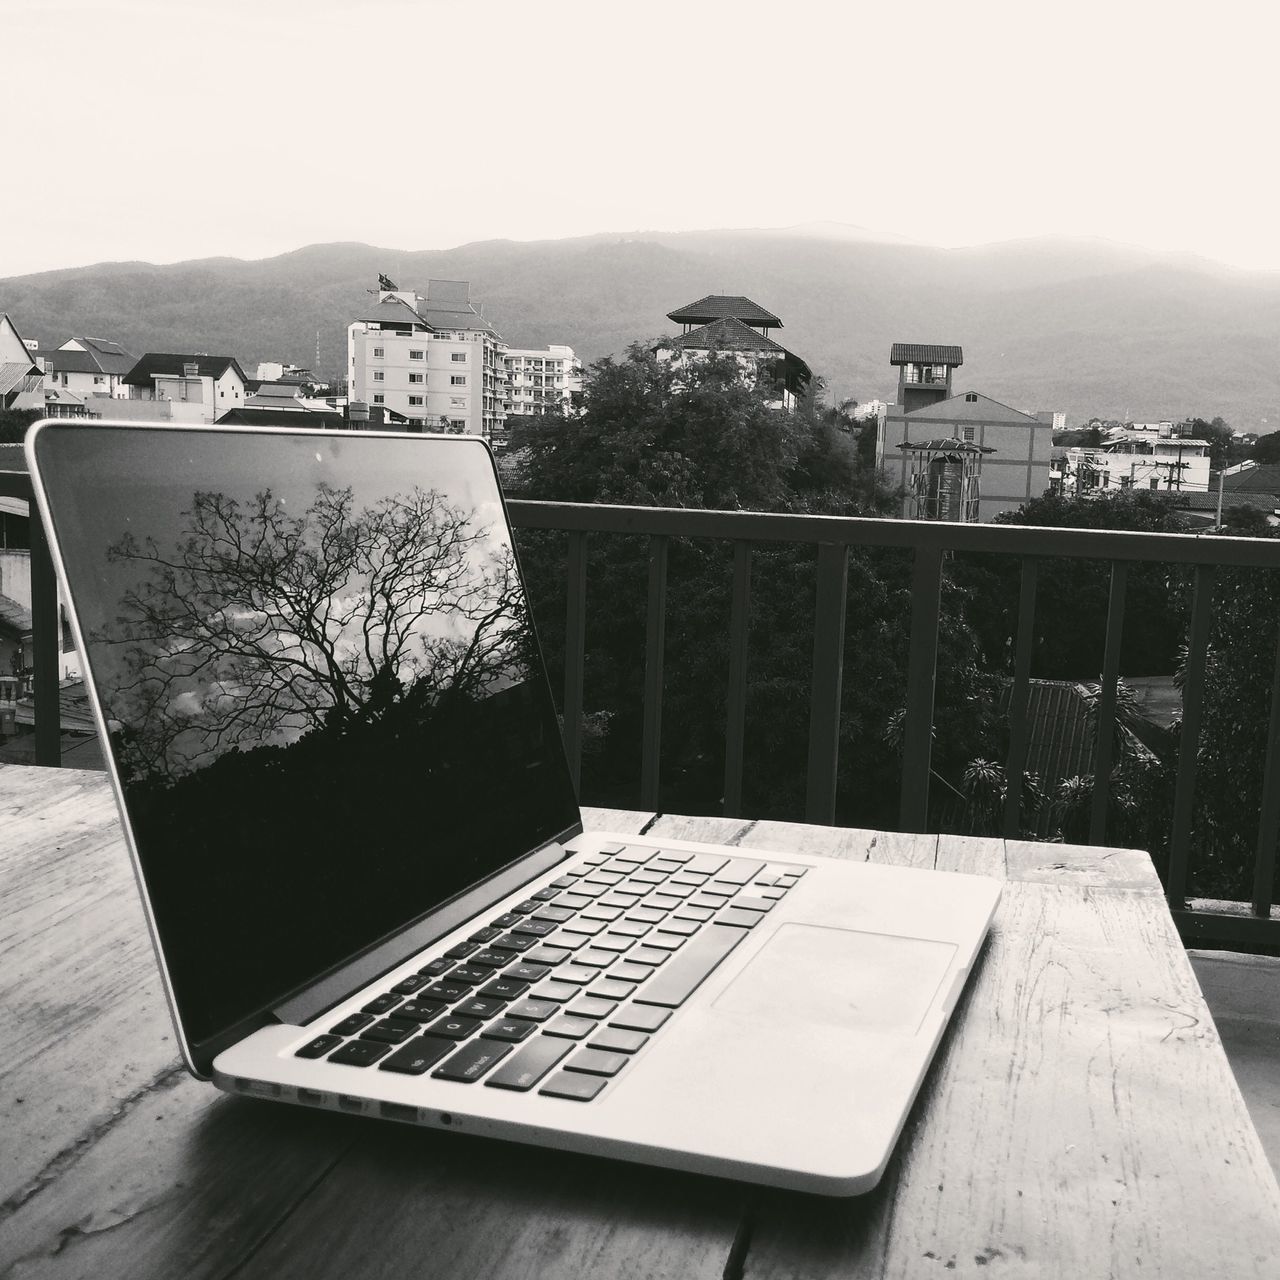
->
<box><xmin>655</xmin><ymin>295</ymin><xmax>812</xmax><ymax>411</ymax></box>
<box><xmin>347</xmin><ymin>279</ymin><xmax>507</xmax><ymax>438</ymax></box>
<box><xmin>0</xmin><ymin>315</ymin><xmax>44</xmax><ymax>411</ymax></box>
<box><xmin>503</xmin><ymin>345</ymin><xmax>583</xmax><ymax>420</ymax></box>
<box><xmin>121</xmin><ymin>354</ymin><xmax>249</xmax><ymax>424</ymax></box>
<box><xmin>1034</xmin><ymin>410</ymin><xmax>1067</xmax><ymax>433</ymax></box>
<box><xmin>41</xmin><ymin>336</ymin><xmax>136</xmax><ymax>401</ymax></box>
<box><xmin>878</xmin><ymin>343</ymin><xmax>1053</xmax><ymax>521</ymax></box>
<box><xmin>1059</xmin><ymin>425</ymin><xmax>1211</xmax><ymax>496</ymax></box>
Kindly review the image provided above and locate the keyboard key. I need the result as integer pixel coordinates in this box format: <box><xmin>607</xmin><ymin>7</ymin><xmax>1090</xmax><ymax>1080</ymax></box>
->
<box><xmin>686</xmin><ymin>854</ymin><xmax>729</xmax><ymax>875</ymax></box>
<box><xmin>507</xmin><ymin>998</ymin><xmax>559</xmax><ymax>1022</ymax></box>
<box><xmin>379</xmin><ymin>1035</ymin><xmax>454</xmax><ymax>1075</ymax></box>
<box><xmin>588</xmin><ymin>869</ymin><xmax>626</xmax><ymax>884</ymax></box>
<box><xmin>486</xmin><ymin>1036</ymin><xmax>574</xmax><ymax>1091</ymax></box>
<box><xmin>609</xmin><ymin>961</ymin><xmax>654</xmax><ymax>983</ymax></box>
<box><xmin>653</xmin><ymin>849</ymin><xmax>692</xmax><ymax>863</ymax></box>
<box><xmin>717</xmin><ymin>907</ymin><xmax>763</xmax><ymax>929</ymax></box>
<box><xmin>554</xmin><ymin>964</ymin><xmax>597</xmax><ymax>985</ymax></box>
<box><xmin>589</xmin><ymin>977</ymin><xmax>637</xmax><ymax>1001</ymax></box>
<box><xmin>543</xmin><ymin>932</ymin><xmax>586</xmax><ymax>952</ymax></box>
<box><xmin>718</xmin><ymin>858</ymin><xmax>766</xmax><ymax>885</ymax></box>
<box><xmin>331</xmin><ymin>1012</ymin><xmax>374</xmax><ymax>1036</ymax></box>
<box><xmin>627</xmin><ymin>906</ymin><xmax>666</xmax><ymax>924</ymax></box>
<box><xmin>657</xmin><ymin>882</ymin><xmax>696</xmax><ymax>899</ymax></box>
<box><xmin>512</xmin><ymin>918</ymin><xmax>557</xmax><ymax>938</ymax></box>
<box><xmin>582</xmin><ymin>853</ymin><xmax>609</xmax><ymax>865</ymax></box>
<box><xmin>574</xmin><ymin>948</ymin><xmax>616</xmax><ymax>969</ymax></box>
<box><xmin>390</xmin><ymin>974</ymin><xmax>429</xmax><ymax>995</ymax></box>
<box><xmin>550</xmin><ymin>875</ymin><xmax>578</xmax><ymax>889</ymax></box>
<box><xmin>529</xmin><ymin>979</ymin><xmax>581</xmax><ymax>1003</ymax></box>
<box><xmin>481</xmin><ymin>1018</ymin><xmax>537</xmax><ymax>1043</ymax></box>
<box><xmin>670</xmin><ymin>871</ymin><xmax>710</xmax><ymax>886</ymax></box>
<box><xmin>645</xmin><ymin>894</ymin><xmax>682</xmax><ymax>912</ymax></box>
<box><xmin>360</xmin><ymin>1016</ymin><xmax>419</xmax><ymax>1044</ymax></box>
<box><xmin>731</xmin><ymin>895</ymin><xmax>775</xmax><ymax>913</ymax></box>
<box><xmin>631</xmin><ymin>868</ymin><xmax>668</xmax><ymax>885</ymax></box>
<box><xmin>423</xmin><ymin>981</ymin><xmax>470</xmax><ymax>1003</ymax></box>
<box><xmin>432</xmin><ymin>1039</ymin><xmax>512</xmax><ymax>1083</ymax></box>
<box><xmin>626</xmin><ymin>947</ymin><xmax>670</xmax><ymax>967</ymax></box>
<box><xmin>565</xmin><ymin>1048</ymin><xmax>629</xmax><ymax>1077</ymax></box>
<box><xmin>567</xmin><ymin>996</ymin><xmax>617</xmax><ymax>1020</ymax></box>
<box><xmin>644</xmin><ymin>932</ymin><xmax>687</xmax><ymax>951</ymax></box>
<box><xmin>493</xmin><ymin>933</ymin><xmax>536</xmax><ymax>953</ymax></box>
<box><xmin>581</xmin><ymin>904</ymin><xmax>624</xmax><ymax>922</ymax></box>
<box><xmin>540</xmin><ymin>1070</ymin><xmax>607</xmax><ymax>1101</ymax></box>
<box><xmin>503</xmin><ymin>962</ymin><xmax>552</xmax><ymax>984</ymax></box>
<box><xmin>701</xmin><ymin>883</ymin><xmax>739</xmax><ymax>900</ymax></box>
<box><xmin>395</xmin><ymin>999</ymin><xmax>450</xmax><ymax>1022</ymax></box>
<box><xmin>601</xmin><ymin>891</ymin><xmax>645</xmax><ymax>907</ymax></box>
<box><xmin>590</xmin><ymin>1028</ymin><xmax>648</xmax><ymax>1054</ymax></box>
<box><xmin>759</xmin><ymin>889</ymin><xmax>787</xmax><ymax>901</ymax></box>
<box><xmin>633</xmin><ymin>924</ymin><xmax>746</xmax><ymax>1007</ymax></box>
<box><xmin>675</xmin><ymin>904</ymin><xmax>715</xmax><ymax>923</ymax></box>
<box><xmin>417</xmin><ymin>958</ymin><xmax>454</xmax><ymax>978</ymax></box>
<box><xmin>572</xmin><ymin>881</ymin><xmax>610</xmax><ymax>899</ymax></box>
<box><xmin>469</xmin><ymin>950</ymin><xmax>512</xmax><ymax>969</ymax></box>
<box><xmin>593</xmin><ymin>933</ymin><xmax>634</xmax><ymax>953</ymax></box>
<box><xmin>557</xmin><ymin>893</ymin><xmax>592</xmax><ymax>910</ymax></box>
<box><xmin>296</xmin><ymin>1033</ymin><xmax>342</xmax><ymax>1058</ymax></box>
<box><xmin>609</xmin><ymin>1005</ymin><xmax>671</xmax><ymax>1033</ymax></box>
<box><xmin>328</xmin><ymin>1039</ymin><xmax>391</xmax><ymax>1067</ymax></box>
<box><xmin>561</xmin><ymin>917</ymin><xmax>605</xmax><ymax>937</ymax></box>
<box><xmin>656</xmin><ymin>917</ymin><xmax>699</xmax><ymax>936</ymax></box>
<box><xmin>455</xmin><ymin>996</ymin><xmax>506</xmax><ymax>1020</ymax></box>
<box><xmin>649</xmin><ymin>859</ymin><xmax>684</xmax><ymax>876</ymax></box>
<box><xmin>611</xmin><ymin>920</ymin><xmax>651</xmax><ymax>938</ymax></box>
<box><xmin>533</xmin><ymin>906</ymin><xmax>575</xmax><ymax>924</ymax></box>
<box><xmin>448</xmin><ymin>965</ymin><xmax>491</xmax><ymax>985</ymax></box>
<box><xmin>479</xmin><ymin>977</ymin><xmax>529</xmax><ymax>1001</ymax></box>
<box><xmin>444</xmin><ymin>941</ymin><xmax>479</xmax><ymax>960</ymax></box>
<box><xmin>468</xmin><ymin>927</ymin><xmax>503</xmax><ymax>944</ymax></box>
<box><xmin>511</xmin><ymin>899</ymin><xmax>541</xmax><ymax>914</ymax></box>
<box><xmin>543</xmin><ymin>1015</ymin><xmax>597</xmax><ymax>1039</ymax></box>
<box><xmin>532</xmin><ymin>886</ymin><xmax>562</xmax><ymax>901</ymax></box>
<box><xmin>362</xmin><ymin>993</ymin><xmax>404</xmax><ymax>1015</ymax></box>
<box><xmin>491</xmin><ymin>912</ymin><xmax>523</xmax><ymax>929</ymax></box>
<box><xmin>611</xmin><ymin>847</ymin><xmax>650</xmax><ymax>865</ymax></box>
<box><xmin>425</xmin><ymin>1013</ymin><xmax>483</xmax><ymax>1040</ymax></box>
<box><xmin>688</xmin><ymin>896</ymin><xmax>725</xmax><ymax>912</ymax></box>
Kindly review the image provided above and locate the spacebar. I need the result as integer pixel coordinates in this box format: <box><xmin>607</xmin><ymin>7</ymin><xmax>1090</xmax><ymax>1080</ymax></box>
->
<box><xmin>632</xmin><ymin>924</ymin><xmax>747</xmax><ymax>1008</ymax></box>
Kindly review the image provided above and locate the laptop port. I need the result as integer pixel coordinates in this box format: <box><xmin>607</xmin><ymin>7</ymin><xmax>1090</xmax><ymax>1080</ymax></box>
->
<box><xmin>380</xmin><ymin>1102</ymin><xmax>418</xmax><ymax>1122</ymax></box>
<box><xmin>338</xmin><ymin>1095</ymin><xmax>365</xmax><ymax>1112</ymax></box>
<box><xmin>297</xmin><ymin>1088</ymin><xmax>324</xmax><ymax>1106</ymax></box>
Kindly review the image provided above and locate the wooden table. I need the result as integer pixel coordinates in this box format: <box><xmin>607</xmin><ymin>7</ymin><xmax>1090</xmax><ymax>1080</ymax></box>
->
<box><xmin>3</xmin><ymin>765</ymin><xmax>1279</xmax><ymax>1279</ymax></box>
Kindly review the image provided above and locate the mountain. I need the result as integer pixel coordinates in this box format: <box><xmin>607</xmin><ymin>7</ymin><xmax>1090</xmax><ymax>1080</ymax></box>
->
<box><xmin>4</xmin><ymin>226</ymin><xmax>1280</xmax><ymax>428</ymax></box>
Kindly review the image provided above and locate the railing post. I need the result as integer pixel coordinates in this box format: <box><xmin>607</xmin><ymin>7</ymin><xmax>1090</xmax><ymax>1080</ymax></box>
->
<box><xmin>805</xmin><ymin>542</ymin><xmax>848</xmax><ymax>825</ymax></box>
<box><xmin>562</xmin><ymin>531</ymin><xmax>587</xmax><ymax>794</ymax></box>
<box><xmin>1003</xmin><ymin>557</ymin><xmax>1039</xmax><ymax>838</ymax></box>
<box><xmin>640</xmin><ymin>535</ymin><xmax>668</xmax><ymax>810</ymax></box>
<box><xmin>722</xmin><ymin>540</ymin><xmax>751</xmax><ymax>818</ymax></box>
<box><xmin>29</xmin><ymin>499</ymin><xmax>61</xmax><ymax>766</ymax></box>
<box><xmin>1166</xmin><ymin>565</ymin><xmax>1215</xmax><ymax>909</ymax></box>
<box><xmin>1089</xmin><ymin>562</ymin><xmax>1128</xmax><ymax>846</ymax></box>
<box><xmin>1251</xmin><ymin>623</ymin><xmax>1280</xmax><ymax>918</ymax></box>
<box><xmin>899</xmin><ymin>546</ymin><xmax>944</xmax><ymax>832</ymax></box>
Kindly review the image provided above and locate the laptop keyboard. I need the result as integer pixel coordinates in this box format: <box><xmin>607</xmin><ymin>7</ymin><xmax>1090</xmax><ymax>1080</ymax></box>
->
<box><xmin>293</xmin><ymin>844</ymin><xmax>807</xmax><ymax>1102</ymax></box>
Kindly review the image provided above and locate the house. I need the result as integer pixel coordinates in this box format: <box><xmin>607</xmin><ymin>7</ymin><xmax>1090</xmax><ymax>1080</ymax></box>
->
<box><xmin>41</xmin><ymin>336</ymin><xmax>136</xmax><ymax>401</ymax></box>
<box><xmin>878</xmin><ymin>344</ymin><xmax>1054</xmax><ymax>521</ymax></box>
<box><xmin>655</xmin><ymin>295</ymin><xmax>812</xmax><ymax>411</ymax></box>
<box><xmin>1060</xmin><ymin>426</ymin><xmax>1212</xmax><ymax>497</ymax></box>
<box><xmin>121</xmin><ymin>354</ymin><xmax>248</xmax><ymax>424</ymax></box>
<box><xmin>0</xmin><ymin>315</ymin><xmax>44</xmax><ymax>411</ymax></box>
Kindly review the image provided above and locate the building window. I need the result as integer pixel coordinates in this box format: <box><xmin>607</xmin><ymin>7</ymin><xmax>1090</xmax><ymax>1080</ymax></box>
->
<box><xmin>965</xmin><ymin>393</ymin><xmax>978</xmax><ymax>402</ymax></box>
<box><xmin>450</xmin><ymin>419</ymin><xmax>466</xmax><ymax>430</ymax></box>
<box><xmin>450</xmin><ymin>397</ymin><xmax>466</xmax><ymax>407</ymax></box>
<box><xmin>1149</xmin><ymin>478</ymin><xmax>1160</xmax><ymax>490</ymax></box>
<box><xmin>451</xmin><ymin>375</ymin><xmax>466</xmax><ymax>386</ymax></box>
<box><xmin>410</xmin><ymin>349</ymin><xmax>424</xmax><ymax>360</ymax></box>
<box><xmin>373</xmin><ymin>371</ymin><xmax>384</xmax><ymax>382</ymax></box>
<box><xmin>373</xmin><ymin>347</ymin><xmax>384</xmax><ymax>357</ymax></box>
<box><xmin>961</xmin><ymin>426</ymin><xmax>976</xmax><ymax>442</ymax></box>
<box><xmin>405</xmin><ymin>372</ymin><xmax>422</xmax><ymax>384</ymax></box>
<box><xmin>451</xmin><ymin>352</ymin><xmax>467</xmax><ymax>363</ymax></box>
<box><xmin>409</xmin><ymin>395</ymin><xmax>424</xmax><ymax>406</ymax></box>
<box><xmin>373</xmin><ymin>394</ymin><xmax>384</xmax><ymax>404</ymax></box>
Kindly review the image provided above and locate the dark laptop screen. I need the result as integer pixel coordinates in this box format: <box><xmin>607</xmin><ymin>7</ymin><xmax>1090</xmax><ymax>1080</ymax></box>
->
<box><xmin>33</xmin><ymin>425</ymin><xmax>580</xmax><ymax>1050</ymax></box>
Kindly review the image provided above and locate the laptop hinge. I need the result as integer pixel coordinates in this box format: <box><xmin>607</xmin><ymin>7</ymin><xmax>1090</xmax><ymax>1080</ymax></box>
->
<box><xmin>272</xmin><ymin>825</ymin><xmax>583</xmax><ymax>1028</ymax></box>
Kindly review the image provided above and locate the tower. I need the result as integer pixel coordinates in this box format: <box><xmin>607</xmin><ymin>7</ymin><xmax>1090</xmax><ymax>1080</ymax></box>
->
<box><xmin>890</xmin><ymin>343</ymin><xmax>963</xmax><ymax>415</ymax></box>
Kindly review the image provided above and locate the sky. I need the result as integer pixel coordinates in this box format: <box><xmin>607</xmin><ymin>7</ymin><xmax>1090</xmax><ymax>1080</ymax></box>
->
<box><xmin>5</xmin><ymin>0</ymin><xmax>1280</xmax><ymax>277</ymax></box>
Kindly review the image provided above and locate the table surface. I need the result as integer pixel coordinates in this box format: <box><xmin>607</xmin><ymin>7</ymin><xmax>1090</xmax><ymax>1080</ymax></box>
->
<box><xmin>2</xmin><ymin>765</ymin><xmax>1279</xmax><ymax>1280</ymax></box>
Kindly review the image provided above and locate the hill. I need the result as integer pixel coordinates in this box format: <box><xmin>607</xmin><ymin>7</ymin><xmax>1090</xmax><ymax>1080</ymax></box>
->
<box><xmin>4</xmin><ymin>225</ymin><xmax>1280</xmax><ymax>428</ymax></box>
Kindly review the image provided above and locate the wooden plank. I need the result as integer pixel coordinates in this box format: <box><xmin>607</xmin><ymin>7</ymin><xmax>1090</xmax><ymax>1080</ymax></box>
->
<box><xmin>643</xmin><ymin>813</ymin><xmax>756</xmax><ymax>846</ymax></box>
<box><xmin>1005</xmin><ymin>838</ymin><xmax>1163</xmax><ymax>892</ymax></box>
<box><xmin>934</xmin><ymin>834</ymin><xmax>1005</xmax><ymax>878</ymax></box>
<box><xmin>744</xmin><ymin>880</ymin><xmax>1280</xmax><ymax>1279</ymax></box>
<box><xmin>579</xmin><ymin>807</ymin><xmax>655</xmax><ymax>836</ymax></box>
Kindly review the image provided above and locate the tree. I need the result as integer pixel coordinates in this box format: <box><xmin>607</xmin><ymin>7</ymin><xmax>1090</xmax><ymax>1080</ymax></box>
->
<box><xmin>1252</xmin><ymin>431</ymin><xmax>1280</xmax><ymax>465</ymax></box>
<box><xmin>1184</xmin><ymin>417</ymin><xmax>1236</xmax><ymax>470</ymax></box>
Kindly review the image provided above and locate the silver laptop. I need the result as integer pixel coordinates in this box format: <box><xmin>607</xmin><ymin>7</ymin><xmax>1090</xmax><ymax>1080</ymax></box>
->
<box><xmin>27</xmin><ymin>420</ymin><xmax>1000</xmax><ymax>1196</ymax></box>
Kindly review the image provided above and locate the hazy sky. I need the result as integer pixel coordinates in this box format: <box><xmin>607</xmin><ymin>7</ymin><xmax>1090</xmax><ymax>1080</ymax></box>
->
<box><xmin>5</xmin><ymin>0</ymin><xmax>1279</xmax><ymax>277</ymax></box>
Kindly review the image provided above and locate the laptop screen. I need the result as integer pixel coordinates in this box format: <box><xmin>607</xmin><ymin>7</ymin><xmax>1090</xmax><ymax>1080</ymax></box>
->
<box><xmin>32</xmin><ymin>425</ymin><xmax>580</xmax><ymax>1051</ymax></box>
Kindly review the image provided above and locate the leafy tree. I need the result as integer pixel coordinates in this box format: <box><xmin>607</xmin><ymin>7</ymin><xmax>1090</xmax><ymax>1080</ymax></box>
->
<box><xmin>1252</xmin><ymin>430</ymin><xmax>1280</xmax><ymax>465</ymax></box>
<box><xmin>0</xmin><ymin>408</ymin><xmax>42</xmax><ymax>444</ymax></box>
<box><xmin>1184</xmin><ymin>417</ymin><xmax>1237</xmax><ymax>470</ymax></box>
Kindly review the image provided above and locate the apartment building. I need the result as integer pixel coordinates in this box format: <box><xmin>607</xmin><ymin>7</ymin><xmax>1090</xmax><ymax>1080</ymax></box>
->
<box><xmin>503</xmin><ymin>344</ymin><xmax>583</xmax><ymax>419</ymax></box>
<box><xmin>347</xmin><ymin>279</ymin><xmax>507</xmax><ymax>437</ymax></box>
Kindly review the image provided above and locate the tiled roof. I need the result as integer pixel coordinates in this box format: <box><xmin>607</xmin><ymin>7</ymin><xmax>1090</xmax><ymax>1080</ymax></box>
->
<box><xmin>360</xmin><ymin>296</ymin><xmax>433</xmax><ymax>329</ymax></box>
<box><xmin>122</xmin><ymin>354</ymin><xmax>247</xmax><ymax>385</ymax></box>
<box><xmin>0</xmin><ymin>363</ymin><xmax>41</xmax><ymax>395</ymax></box>
<box><xmin>0</xmin><ymin>592</ymin><xmax>33</xmax><ymax>637</ymax></box>
<box><xmin>665</xmin><ymin>317</ymin><xmax>788</xmax><ymax>355</ymax></box>
<box><xmin>1171</xmin><ymin>490</ymin><xmax>1280</xmax><ymax>512</ymax></box>
<box><xmin>1224</xmin><ymin>464</ymin><xmax>1280</xmax><ymax>493</ymax></box>
<box><xmin>43</xmin><ymin>349</ymin><xmax>102</xmax><ymax>374</ymax></box>
<box><xmin>667</xmin><ymin>295</ymin><xmax>783</xmax><ymax>328</ymax></box>
<box><xmin>216</xmin><ymin>407</ymin><xmax>345</xmax><ymax>429</ymax></box>
<box><xmin>890</xmin><ymin>343</ymin><xmax>964</xmax><ymax>367</ymax></box>
<box><xmin>48</xmin><ymin>338</ymin><xmax>136</xmax><ymax>376</ymax></box>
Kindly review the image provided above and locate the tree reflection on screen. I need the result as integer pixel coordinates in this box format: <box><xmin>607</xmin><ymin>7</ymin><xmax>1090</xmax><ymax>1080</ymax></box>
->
<box><xmin>97</xmin><ymin>483</ymin><xmax>533</xmax><ymax>787</ymax></box>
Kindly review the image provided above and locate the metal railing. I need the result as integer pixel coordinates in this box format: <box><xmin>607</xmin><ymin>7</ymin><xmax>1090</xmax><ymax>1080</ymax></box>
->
<box><xmin>508</xmin><ymin>499</ymin><xmax>1280</xmax><ymax>949</ymax></box>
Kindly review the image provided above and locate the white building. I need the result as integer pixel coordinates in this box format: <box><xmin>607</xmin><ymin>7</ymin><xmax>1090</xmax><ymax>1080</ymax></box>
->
<box><xmin>1060</xmin><ymin>427</ymin><xmax>1212</xmax><ymax>495</ymax></box>
<box><xmin>41</xmin><ymin>336</ymin><xmax>136</xmax><ymax>401</ymax></box>
<box><xmin>503</xmin><ymin>344</ymin><xmax>583</xmax><ymax>419</ymax></box>
<box><xmin>121</xmin><ymin>354</ymin><xmax>249</xmax><ymax>424</ymax></box>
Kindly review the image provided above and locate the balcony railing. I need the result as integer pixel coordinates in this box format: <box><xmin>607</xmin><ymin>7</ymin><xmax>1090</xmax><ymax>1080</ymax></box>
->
<box><xmin>508</xmin><ymin>499</ymin><xmax>1280</xmax><ymax>949</ymax></box>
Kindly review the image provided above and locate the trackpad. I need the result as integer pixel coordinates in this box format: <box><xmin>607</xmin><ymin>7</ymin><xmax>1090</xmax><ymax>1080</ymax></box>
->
<box><xmin>714</xmin><ymin>924</ymin><xmax>957</xmax><ymax>1036</ymax></box>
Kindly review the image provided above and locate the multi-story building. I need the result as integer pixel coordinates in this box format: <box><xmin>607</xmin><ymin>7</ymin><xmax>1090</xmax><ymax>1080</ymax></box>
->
<box><xmin>348</xmin><ymin>279</ymin><xmax>508</xmax><ymax>438</ymax></box>
<box><xmin>120</xmin><ymin>354</ymin><xmax>248</xmax><ymax>424</ymax></box>
<box><xmin>1059</xmin><ymin>426</ymin><xmax>1211</xmax><ymax>496</ymax></box>
<box><xmin>878</xmin><ymin>343</ymin><xmax>1054</xmax><ymax>522</ymax></box>
<box><xmin>41</xmin><ymin>336</ymin><xmax>136</xmax><ymax>401</ymax></box>
<box><xmin>502</xmin><ymin>345</ymin><xmax>583</xmax><ymax>420</ymax></box>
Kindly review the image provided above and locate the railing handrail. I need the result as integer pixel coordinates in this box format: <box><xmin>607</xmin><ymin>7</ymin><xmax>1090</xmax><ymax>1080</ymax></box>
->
<box><xmin>508</xmin><ymin>499</ymin><xmax>1280</xmax><ymax>568</ymax></box>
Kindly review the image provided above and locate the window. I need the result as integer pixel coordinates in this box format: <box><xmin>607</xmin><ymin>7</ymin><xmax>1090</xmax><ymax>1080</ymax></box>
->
<box><xmin>451</xmin><ymin>352</ymin><xmax>467</xmax><ymax>362</ymax></box>
<box><xmin>408</xmin><ymin>373</ymin><xmax>424</xmax><ymax>384</ymax></box>
<box><xmin>409</xmin><ymin>395</ymin><xmax>424</xmax><ymax>406</ymax></box>
<box><xmin>450</xmin><ymin>375</ymin><xmax>466</xmax><ymax>386</ymax></box>
<box><xmin>1149</xmin><ymin>478</ymin><xmax>1160</xmax><ymax>490</ymax></box>
<box><xmin>450</xmin><ymin>419</ymin><xmax>466</xmax><ymax>430</ymax></box>
<box><xmin>961</xmin><ymin>426</ymin><xmax>976</xmax><ymax>442</ymax></box>
<box><xmin>450</xmin><ymin>397</ymin><xmax>466</xmax><ymax>407</ymax></box>
<box><xmin>408</xmin><ymin>418</ymin><xmax>425</xmax><ymax>429</ymax></box>
<box><xmin>410</xmin><ymin>349</ymin><xmax>424</xmax><ymax>360</ymax></box>
<box><xmin>965</xmin><ymin>393</ymin><xmax>978</xmax><ymax>402</ymax></box>
<box><xmin>373</xmin><ymin>347</ymin><xmax>384</xmax><ymax>357</ymax></box>
<box><xmin>373</xmin><ymin>371</ymin><xmax>384</xmax><ymax>382</ymax></box>
<box><xmin>373</xmin><ymin>393</ymin><xmax>385</xmax><ymax>404</ymax></box>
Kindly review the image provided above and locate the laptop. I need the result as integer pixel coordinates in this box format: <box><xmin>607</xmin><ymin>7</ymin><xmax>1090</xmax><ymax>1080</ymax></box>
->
<box><xmin>26</xmin><ymin>420</ymin><xmax>1000</xmax><ymax>1196</ymax></box>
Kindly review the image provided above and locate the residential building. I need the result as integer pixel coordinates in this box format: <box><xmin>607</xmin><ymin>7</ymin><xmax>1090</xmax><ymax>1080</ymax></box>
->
<box><xmin>347</xmin><ymin>279</ymin><xmax>507</xmax><ymax>438</ymax></box>
<box><xmin>0</xmin><ymin>315</ymin><xmax>44</xmax><ymax>411</ymax></box>
<box><xmin>655</xmin><ymin>295</ymin><xmax>812</xmax><ymax>411</ymax></box>
<box><xmin>41</xmin><ymin>336</ymin><xmax>136</xmax><ymax>401</ymax></box>
<box><xmin>1059</xmin><ymin>427</ymin><xmax>1212</xmax><ymax>496</ymax></box>
<box><xmin>1034</xmin><ymin>410</ymin><xmax>1067</xmax><ymax>433</ymax></box>
<box><xmin>879</xmin><ymin>343</ymin><xmax>1054</xmax><ymax>521</ymax></box>
<box><xmin>503</xmin><ymin>345</ymin><xmax>583</xmax><ymax>420</ymax></box>
<box><xmin>121</xmin><ymin>354</ymin><xmax>249</xmax><ymax>424</ymax></box>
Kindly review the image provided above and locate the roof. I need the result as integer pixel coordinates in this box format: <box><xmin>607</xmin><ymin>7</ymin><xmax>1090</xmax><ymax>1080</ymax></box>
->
<box><xmin>899</xmin><ymin>438</ymin><xmax>996</xmax><ymax>454</ymax></box>
<box><xmin>122</xmin><ymin>354</ymin><xmax>247</xmax><ymax>386</ymax></box>
<box><xmin>48</xmin><ymin>337</ymin><xmax>136</xmax><ymax>376</ymax></box>
<box><xmin>1224</xmin><ymin>464</ymin><xmax>1280</xmax><ymax>493</ymax></box>
<box><xmin>890</xmin><ymin>343</ymin><xmax>964</xmax><ymax>367</ymax></box>
<box><xmin>667</xmin><ymin>296</ymin><xmax>783</xmax><ymax>329</ymax></box>
<box><xmin>1170</xmin><ymin>490</ymin><xmax>1280</xmax><ymax>513</ymax></box>
<box><xmin>901</xmin><ymin>391</ymin><xmax>1041</xmax><ymax>424</ymax></box>
<box><xmin>216</xmin><ymin>407</ymin><xmax>345</xmax><ymax>429</ymax></box>
<box><xmin>359</xmin><ymin>295</ymin><xmax>433</xmax><ymax>329</ymax></box>
<box><xmin>0</xmin><ymin>363</ymin><xmax>41</xmax><ymax>395</ymax></box>
<box><xmin>665</xmin><ymin>317</ymin><xmax>788</xmax><ymax>355</ymax></box>
<box><xmin>0</xmin><ymin>592</ymin><xmax>32</xmax><ymax>637</ymax></box>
